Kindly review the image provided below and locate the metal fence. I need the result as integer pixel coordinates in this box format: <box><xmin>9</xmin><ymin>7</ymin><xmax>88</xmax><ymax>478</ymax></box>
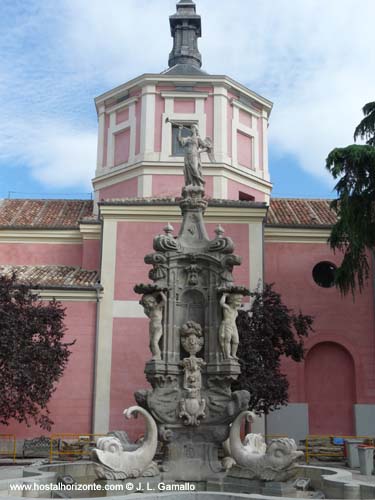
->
<box><xmin>305</xmin><ymin>435</ymin><xmax>375</xmax><ymax>464</ymax></box>
<box><xmin>0</xmin><ymin>434</ymin><xmax>16</xmax><ymax>463</ymax></box>
<box><xmin>49</xmin><ymin>433</ymin><xmax>106</xmax><ymax>463</ymax></box>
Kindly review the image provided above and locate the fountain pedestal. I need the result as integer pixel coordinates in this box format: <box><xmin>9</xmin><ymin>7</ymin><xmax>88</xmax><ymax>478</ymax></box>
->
<box><xmin>134</xmin><ymin>186</ymin><xmax>250</xmax><ymax>481</ymax></box>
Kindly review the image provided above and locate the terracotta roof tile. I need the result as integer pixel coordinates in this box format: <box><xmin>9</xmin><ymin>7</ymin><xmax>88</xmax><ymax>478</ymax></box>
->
<box><xmin>0</xmin><ymin>265</ymin><xmax>99</xmax><ymax>289</ymax></box>
<box><xmin>0</xmin><ymin>198</ymin><xmax>337</xmax><ymax>229</ymax></box>
<box><xmin>0</xmin><ymin>200</ymin><xmax>94</xmax><ymax>229</ymax></box>
<box><xmin>268</xmin><ymin>198</ymin><xmax>336</xmax><ymax>227</ymax></box>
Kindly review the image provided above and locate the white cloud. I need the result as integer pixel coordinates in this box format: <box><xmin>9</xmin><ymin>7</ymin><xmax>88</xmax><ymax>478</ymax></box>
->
<box><xmin>0</xmin><ymin>0</ymin><xmax>374</xmax><ymax>190</ymax></box>
<box><xmin>0</xmin><ymin>119</ymin><xmax>97</xmax><ymax>188</ymax></box>
<box><xmin>23</xmin><ymin>125</ymin><xmax>97</xmax><ymax>188</ymax></box>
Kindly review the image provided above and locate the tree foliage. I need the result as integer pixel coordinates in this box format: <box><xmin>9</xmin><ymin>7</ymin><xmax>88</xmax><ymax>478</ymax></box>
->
<box><xmin>326</xmin><ymin>101</ymin><xmax>375</xmax><ymax>295</ymax></box>
<box><xmin>233</xmin><ymin>284</ymin><xmax>313</xmax><ymax>415</ymax></box>
<box><xmin>0</xmin><ymin>274</ymin><xmax>73</xmax><ymax>430</ymax></box>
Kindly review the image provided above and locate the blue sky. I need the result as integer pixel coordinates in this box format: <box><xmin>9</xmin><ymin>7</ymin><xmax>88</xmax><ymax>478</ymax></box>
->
<box><xmin>1</xmin><ymin>0</ymin><xmax>374</xmax><ymax>200</ymax></box>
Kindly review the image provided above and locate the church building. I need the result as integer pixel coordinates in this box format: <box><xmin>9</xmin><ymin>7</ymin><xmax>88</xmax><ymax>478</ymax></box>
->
<box><xmin>1</xmin><ymin>0</ymin><xmax>374</xmax><ymax>444</ymax></box>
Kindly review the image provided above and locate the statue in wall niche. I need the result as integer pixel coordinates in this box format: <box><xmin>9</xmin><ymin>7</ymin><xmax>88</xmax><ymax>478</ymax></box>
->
<box><xmin>225</xmin><ymin>411</ymin><xmax>303</xmax><ymax>481</ymax></box>
<box><xmin>219</xmin><ymin>292</ymin><xmax>243</xmax><ymax>360</ymax></box>
<box><xmin>177</xmin><ymin>123</ymin><xmax>215</xmax><ymax>188</ymax></box>
<box><xmin>140</xmin><ymin>291</ymin><xmax>167</xmax><ymax>360</ymax></box>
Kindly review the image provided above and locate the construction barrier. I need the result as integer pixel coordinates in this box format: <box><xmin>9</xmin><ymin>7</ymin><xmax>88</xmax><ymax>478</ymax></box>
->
<box><xmin>264</xmin><ymin>434</ymin><xmax>288</xmax><ymax>443</ymax></box>
<box><xmin>305</xmin><ymin>435</ymin><xmax>375</xmax><ymax>464</ymax></box>
<box><xmin>0</xmin><ymin>434</ymin><xmax>16</xmax><ymax>463</ymax></box>
<box><xmin>49</xmin><ymin>433</ymin><xmax>106</xmax><ymax>463</ymax></box>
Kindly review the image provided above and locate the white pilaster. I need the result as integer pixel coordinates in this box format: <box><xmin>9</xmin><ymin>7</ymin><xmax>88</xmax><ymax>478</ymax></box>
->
<box><xmin>128</xmin><ymin>102</ymin><xmax>137</xmax><ymax>163</ymax></box>
<box><xmin>92</xmin><ymin>218</ymin><xmax>117</xmax><ymax>434</ymax></box>
<box><xmin>113</xmin><ymin>300</ymin><xmax>144</xmax><ymax>318</ymax></box>
<box><xmin>213</xmin><ymin>86</ymin><xmax>228</xmax><ymax>163</ymax></box>
<box><xmin>107</xmin><ymin>112</ymin><xmax>116</xmax><ymax>168</ymax></box>
<box><xmin>96</xmin><ymin>104</ymin><xmax>105</xmax><ymax>174</ymax></box>
<box><xmin>248</xmin><ymin>221</ymin><xmax>264</xmax><ymax>291</ymax></box>
<box><xmin>231</xmin><ymin>105</ymin><xmax>239</xmax><ymax>169</ymax></box>
<box><xmin>261</xmin><ymin>109</ymin><xmax>270</xmax><ymax>181</ymax></box>
<box><xmin>140</xmin><ymin>84</ymin><xmax>156</xmax><ymax>160</ymax></box>
<box><xmin>137</xmin><ymin>174</ymin><xmax>153</xmax><ymax>198</ymax></box>
<box><xmin>248</xmin><ymin>219</ymin><xmax>265</xmax><ymax>435</ymax></box>
<box><xmin>213</xmin><ymin>176</ymin><xmax>228</xmax><ymax>199</ymax></box>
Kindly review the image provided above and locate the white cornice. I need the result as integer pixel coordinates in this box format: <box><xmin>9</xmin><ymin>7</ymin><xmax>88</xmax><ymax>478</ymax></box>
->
<box><xmin>79</xmin><ymin>223</ymin><xmax>101</xmax><ymax>240</ymax></box>
<box><xmin>38</xmin><ymin>289</ymin><xmax>100</xmax><ymax>301</ymax></box>
<box><xmin>105</xmin><ymin>96</ymin><xmax>139</xmax><ymax>114</ymax></box>
<box><xmin>95</xmin><ymin>74</ymin><xmax>273</xmax><ymax>115</ymax></box>
<box><xmin>93</xmin><ymin>161</ymin><xmax>272</xmax><ymax>193</ymax></box>
<box><xmin>231</xmin><ymin>98</ymin><xmax>261</xmax><ymax>118</ymax></box>
<box><xmin>99</xmin><ymin>203</ymin><xmax>267</xmax><ymax>224</ymax></box>
<box><xmin>0</xmin><ymin>229</ymin><xmax>82</xmax><ymax>244</ymax></box>
<box><xmin>161</xmin><ymin>91</ymin><xmax>208</xmax><ymax>99</ymax></box>
<box><xmin>265</xmin><ymin>226</ymin><xmax>331</xmax><ymax>243</ymax></box>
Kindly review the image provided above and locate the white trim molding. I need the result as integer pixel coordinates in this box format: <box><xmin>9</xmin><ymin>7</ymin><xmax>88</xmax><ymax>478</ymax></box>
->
<box><xmin>99</xmin><ymin>203</ymin><xmax>267</xmax><ymax>225</ymax></box>
<box><xmin>0</xmin><ymin>229</ymin><xmax>82</xmax><ymax>245</ymax></box>
<box><xmin>38</xmin><ymin>289</ymin><xmax>100</xmax><ymax>302</ymax></box>
<box><xmin>265</xmin><ymin>226</ymin><xmax>331</xmax><ymax>244</ymax></box>
<box><xmin>79</xmin><ymin>223</ymin><xmax>101</xmax><ymax>240</ymax></box>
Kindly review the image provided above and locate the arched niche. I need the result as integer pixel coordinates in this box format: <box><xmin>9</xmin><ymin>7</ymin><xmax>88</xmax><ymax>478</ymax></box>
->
<box><xmin>179</xmin><ymin>289</ymin><xmax>206</xmax><ymax>329</ymax></box>
<box><xmin>305</xmin><ymin>342</ymin><xmax>356</xmax><ymax>435</ymax></box>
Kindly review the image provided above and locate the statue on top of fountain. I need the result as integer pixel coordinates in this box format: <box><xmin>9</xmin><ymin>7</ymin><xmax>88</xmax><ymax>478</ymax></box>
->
<box><xmin>177</xmin><ymin>123</ymin><xmax>215</xmax><ymax>188</ymax></box>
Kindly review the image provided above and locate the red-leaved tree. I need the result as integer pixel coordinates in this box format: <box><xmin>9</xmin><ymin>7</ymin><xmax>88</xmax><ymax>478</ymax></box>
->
<box><xmin>233</xmin><ymin>283</ymin><xmax>313</xmax><ymax>415</ymax></box>
<box><xmin>0</xmin><ymin>274</ymin><xmax>73</xmax><ymax>430</ymax></box>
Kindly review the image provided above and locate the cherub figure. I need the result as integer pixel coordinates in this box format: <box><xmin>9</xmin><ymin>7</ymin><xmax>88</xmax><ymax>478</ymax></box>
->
<box><xmin>219</xmin><ymin>293</ymin><xmax>243</xmax><ymax>360</ymax></box>
<box><xmin>140</xmin><ymin>291</ymin><xmax>167</xmax><ymax>360</ymax></box>
<box><xmin>178</xmin><ymin>124</ymin><xmax>214</xmax><ymax>188</ymax></box>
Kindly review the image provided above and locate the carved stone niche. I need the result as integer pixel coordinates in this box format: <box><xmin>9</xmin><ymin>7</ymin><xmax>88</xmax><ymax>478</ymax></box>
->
<box><xmin>178</xmin><ymin>289</ymin><xmax>206</xmax><ymax>339</ymax></box>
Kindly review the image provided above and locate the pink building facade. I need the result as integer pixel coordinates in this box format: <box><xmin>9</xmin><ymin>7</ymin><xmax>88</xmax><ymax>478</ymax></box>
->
<box><xmin>0</xmin><ymin>0</ymin><xmax>374</xmax><ymax>444</ymax></box>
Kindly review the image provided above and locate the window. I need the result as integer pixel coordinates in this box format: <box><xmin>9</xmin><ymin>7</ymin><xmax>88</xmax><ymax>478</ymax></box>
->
<box><xmin>312</xmin><ymin>261</ymin><xmax>337</xmax><ymax>288</ymax></box>
<box><xmin>239</xmin><ymin>191</ymin><xmax>255</xmax><ymax>201</ymax></box>
<box><xmin>172</xmin><ymin>124</ymin><xmax>191</xmax><ymax>156</ymax></box>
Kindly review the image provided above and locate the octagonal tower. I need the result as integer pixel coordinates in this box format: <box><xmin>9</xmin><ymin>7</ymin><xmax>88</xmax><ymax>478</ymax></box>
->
<box><xmin>92</xmin><ymin>0</ymin><xmax>272</xmax><ymax>206</ymax></box>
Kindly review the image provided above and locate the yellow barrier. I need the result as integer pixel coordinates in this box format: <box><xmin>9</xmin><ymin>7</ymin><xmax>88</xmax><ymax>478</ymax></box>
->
<box><xmin>305</xmin><ymin>435</ymin><xmax>375</xmax><ymax>464</ymax></box>
<box><xmin>49</xmin><ymin>433</ymin><xmax>106</xmax><ymax>463</ymax></box>
<box><xmin>264</xmin><ymin>434</ymin><xmax>288</xmax><ymax>443</ymax></box>
<box><xmin>0</xmin><ymin>434</ymin><xmax>16</xmax><ymax>463</ymax></box>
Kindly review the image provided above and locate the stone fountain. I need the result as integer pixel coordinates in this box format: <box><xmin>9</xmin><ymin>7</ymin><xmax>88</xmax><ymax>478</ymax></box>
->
<box><xmin>91</xmin><ymin>124</ymin><xmax>302</xmax><ymax>494</ymax></box>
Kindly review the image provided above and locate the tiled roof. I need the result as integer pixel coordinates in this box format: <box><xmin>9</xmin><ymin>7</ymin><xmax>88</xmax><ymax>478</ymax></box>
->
<box><xmin>0</xmin><ymin>199</ymin><xmax>94</xmax><ymax>229</ymax></box>
<box><xmin>268</xmin><ymin>198</ymin><xmax>336</xmax><ymax>227</ymax></box>
<box><xmin>0</xmin><ymin>197</ymin><xmax>337</xmax><ymax>229</ymax></box>
<box><xmin>0</xmin><ymin>265</ymin><xmax>99</xmax><ymax>289</ymax></box>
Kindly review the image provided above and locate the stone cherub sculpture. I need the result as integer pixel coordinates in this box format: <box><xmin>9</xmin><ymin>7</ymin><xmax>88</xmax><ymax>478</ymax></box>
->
<box><xmin>177</xmin><ymin>123</ymin><xmax>215</xmax><ymax>188</ymax></box>
<box><xmin>140</xmin><ymin>291</ymin><xmax>167</xmax><ymax>360</ymax></box>
<box><xmin>219</xmin><ymin>292</ymin><xmax>243</xmax><ymax>360</ymax></box>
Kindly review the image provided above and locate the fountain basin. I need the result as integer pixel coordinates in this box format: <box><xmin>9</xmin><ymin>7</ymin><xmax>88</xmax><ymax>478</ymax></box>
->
<box><xmin>2</xmin><ymin>461</ymin><xmax>375</xmax><ymax>499</ymax></box>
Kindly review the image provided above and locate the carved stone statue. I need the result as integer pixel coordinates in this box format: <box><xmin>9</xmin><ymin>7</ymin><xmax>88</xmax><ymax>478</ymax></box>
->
<box><xmin>226</xmin><ymin>411</ymin><xmax>303</xmax><ymax>481</ymax></box>
<box><xmin>219</xmin><ymin>292</ymin><xmax>243</xmax><ymax>360</ymax></box>
<box><xmin>179</xmin><ymin>321</ymin><xmax>206</xmax><ymax>426</ymax></box>
<box><xmin>140</xmin><ymin>291</ymin><xmax>167</xmax><ymax>360</ymax></box>
<box><xmin>178</xmin><ymin>124</ymin><xmax>214</xmax><ymax>188</ymax></box>
<box><xmin>92</xmin><ymin>406</ymin><xmax>159</xmax><ymax>480</ymax></box>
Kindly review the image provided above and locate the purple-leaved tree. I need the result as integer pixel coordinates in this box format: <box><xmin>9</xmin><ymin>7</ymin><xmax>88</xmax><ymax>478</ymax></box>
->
<box><xmin>0</xmin><ymin>274</ymin><xmax>73</xmax><ymax>430</ymax></box>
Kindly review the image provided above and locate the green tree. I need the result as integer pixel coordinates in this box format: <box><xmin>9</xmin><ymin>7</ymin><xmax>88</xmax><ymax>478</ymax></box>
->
<box><xmin>326</xmin><ymin>101</ymin><xmax>375</xmax><ymax>295</ymax></box>
<box><xmin>233</xmin><ymin>284</ymin><xmax>313</xmax><ymax>415</ymax></box>
<box><xmin>0</xmin><ymin>274</ymin><xmax>73</xmax><ymax>430</ymax></box>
